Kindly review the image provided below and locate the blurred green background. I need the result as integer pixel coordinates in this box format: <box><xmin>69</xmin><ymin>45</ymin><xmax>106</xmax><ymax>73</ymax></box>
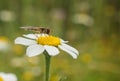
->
<box><xmin>0</xmin><ymin>0</ymin><xmax>120</xmax><ymax>81</ymax></box>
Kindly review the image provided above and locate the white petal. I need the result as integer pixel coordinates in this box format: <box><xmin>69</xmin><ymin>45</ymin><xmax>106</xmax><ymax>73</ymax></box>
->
<box><xmin>0</xmin><ymin>73</ymin><xmax>17</xmax><ymax>81</ymax></box>
<box><xmin>15</xmin><ymin>37</ymin><xmax>36</xmax><ymax>46</ymax></box>
<box><xmin>60</xmin><ymin>39</ymin><xmax>69</xmax><ymax>43</ymax></box>
<box><xmin>23</xmin><ymin>34</ymin><xmax>37</xmax><ymax>39</ymax></box>
<box><xmin>44</xmin><ymin>45</ymin><xmax>59</xmax><ymax>56</ymax></box>
<box><xmin>61</xmin><ymin>43</ymin><xmax>79</xmax><ymax>55</ymax></box>
<box><xmin>0</xmin><ymin>72</ymin><xmax>5</xmax><ymax>75</ymax></box>
<box><xmin>26</xmin><ymin>44</ymin><xmax>45</xmax><ymax>57</ymax></box>
<box><xmin>58</xmin><ymin>45</ymin><xmax>77</xmax><ymax>59</ymax></box>
<box><xmin>3</xmin><ymin>73</ymin><xmax>17</xmax><ymax>81</ymax></box>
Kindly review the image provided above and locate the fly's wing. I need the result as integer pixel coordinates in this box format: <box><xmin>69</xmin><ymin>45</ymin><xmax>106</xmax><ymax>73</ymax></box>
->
<box><xmin>21</xmin><ymin>26</ymin><xmax>50</xmax><ymax>34</ymax></box>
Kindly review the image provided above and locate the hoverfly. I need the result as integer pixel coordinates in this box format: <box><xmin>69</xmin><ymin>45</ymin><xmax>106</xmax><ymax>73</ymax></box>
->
<box><xmin>21</xmin><ymin>26</ymin><xmax>50</xmax><ymax>34</ymax></box>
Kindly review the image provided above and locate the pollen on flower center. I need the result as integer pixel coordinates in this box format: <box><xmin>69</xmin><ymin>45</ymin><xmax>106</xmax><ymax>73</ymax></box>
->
<box><xmin>0</xmin><ymin>76</ymin><xmax>3</xmax><ymax>81</ymax></box>
<box><xmin>37</xmin><ymin>36</ymin><xmax>61</xmax><ymax>46</ymax></box>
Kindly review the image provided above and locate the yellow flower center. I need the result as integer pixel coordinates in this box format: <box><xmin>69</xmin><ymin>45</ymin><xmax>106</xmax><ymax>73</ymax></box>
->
<box><xmin>0</xmin><ymin>76</ymin><xmax>3</xmax><ymax>81</ymax></box>
<box><xmin>37</xmin><ymin>36</ymin><xmax>61</xmax><ymax>46</ymax></box>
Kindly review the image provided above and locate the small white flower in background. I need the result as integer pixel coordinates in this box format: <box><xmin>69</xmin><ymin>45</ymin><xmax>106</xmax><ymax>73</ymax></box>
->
<box><xmin>15</xmin><ymin>33</ymin><xmax>79</xmax><ymax>59</ymax></box>
<box><xmin>0</xmin><ymin>72</ymin><xmax>17</xmax><ymax>81</ymax></box>
<box><xmin>0</xmin><ymin>10</ymin><xmax>15</xmax><ymax>22</ymax></box>
<box><xmin>72</xmin><ymin>13</ymin><xmax>94</xmax><ymax>26</ymax></box>
<box><xmin>0</xmin><ymin>37</ymin><xmax>10</xmax><ymax>51</ymax></box>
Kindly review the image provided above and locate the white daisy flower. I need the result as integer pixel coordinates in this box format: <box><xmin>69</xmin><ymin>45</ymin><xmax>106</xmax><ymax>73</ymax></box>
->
<box><xmin>15</xmin><ymin>34</ymin><xmax>79</xmax><ymax>59</ymax></box>
<box><xmin>0</xmin><ymin>72</ymin><xmax>17</xmax><ymax>81</ymax></box>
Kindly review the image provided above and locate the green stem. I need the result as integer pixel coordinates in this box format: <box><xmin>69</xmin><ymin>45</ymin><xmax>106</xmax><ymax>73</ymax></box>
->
<box><xmin>44</xmin><ymin>52</ymin><xmax>51</xmax><ymax>81</ymax></box>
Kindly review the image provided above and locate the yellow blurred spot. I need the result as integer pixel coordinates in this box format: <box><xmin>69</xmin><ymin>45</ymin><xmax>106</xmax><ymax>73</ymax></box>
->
<box><xmin>22</xmin><ymin>71</ymin><xmax>34</xmax><ymax>81</ymax></box>
<box><xmin>13</xmin><ymin>45</ymin><xmax>23</xmax><ymax>55</ymax></box>
<box><xmin>0</xmin><ymin>36</ymin><xmax>9</xmax><ymax>42</ymax></box>
<box><xmin>50</xmin><ymin>75</ymin><xmax>60</xmax><ymax>81</ymax></box>
<box><xmin>81</xmin><ymin>54</ymin><xmax>92</xmax><ymax>64</ymax></box>
<box><xmin>0</xmin><ymin>76</ymin><xmax>3</xmax><ymax>81</ymax></box>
